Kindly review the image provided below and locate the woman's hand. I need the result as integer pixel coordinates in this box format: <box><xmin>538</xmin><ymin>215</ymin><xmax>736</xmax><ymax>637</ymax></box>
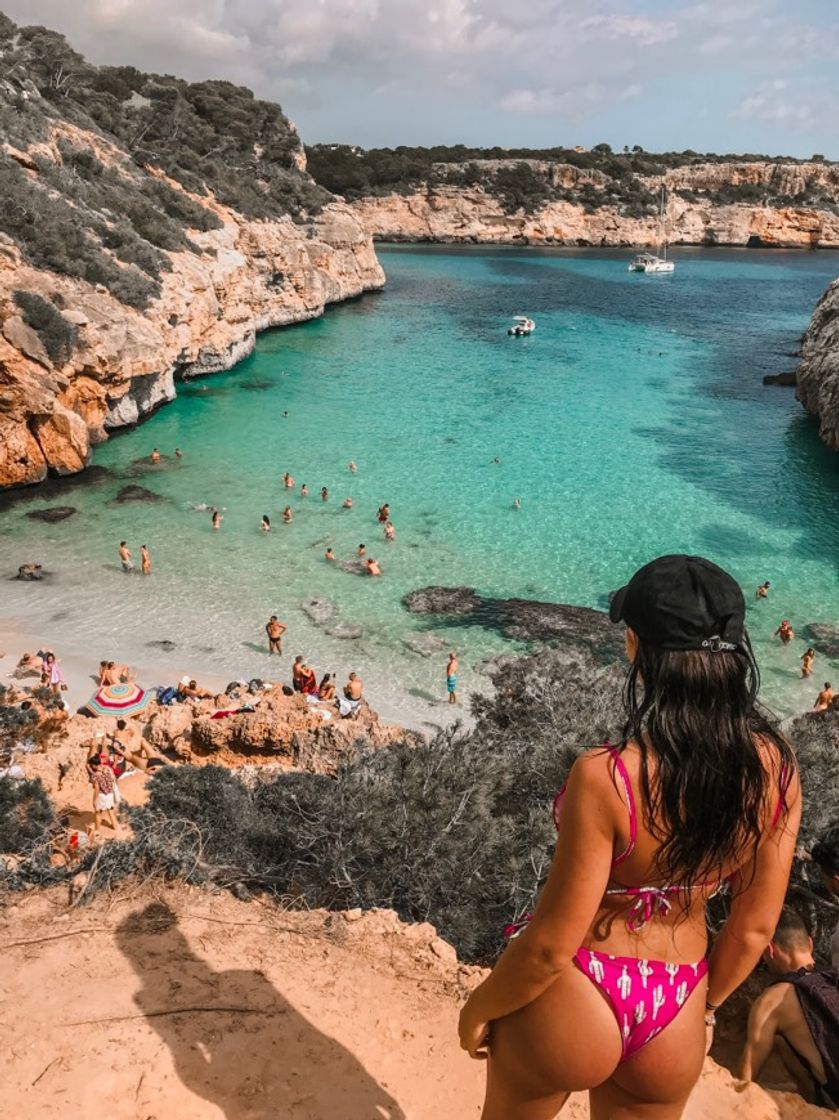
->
<box><xmin>458</xmin><ymin>1000</ymin><xmax>491</xmax><ymax>1060</ymax></box>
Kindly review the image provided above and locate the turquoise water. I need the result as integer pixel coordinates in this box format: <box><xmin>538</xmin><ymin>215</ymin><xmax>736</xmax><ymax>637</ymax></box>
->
<box><xmin>2</xmin><ymin>245</ymin><xmax>839</xmax><ymax>721</ymax></box>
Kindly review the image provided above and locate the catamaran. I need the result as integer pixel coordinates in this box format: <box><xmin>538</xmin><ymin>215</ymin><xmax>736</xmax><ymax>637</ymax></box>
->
<box><xmin>629</xmin><ymin>187</ymin><xmax>675</xmax><ymax>274</ymax></box>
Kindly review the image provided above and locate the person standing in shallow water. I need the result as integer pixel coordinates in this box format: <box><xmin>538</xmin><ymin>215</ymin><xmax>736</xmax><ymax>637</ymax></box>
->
<box><xmin>459</xmin><ymin>554</ymin><xmax>800</xmax><ymax>1120</ymax></box>
<box><xmin>800</xmin><ymin>648</ymin><xmax>815</xmax><ymax>678</ymax></box>
<box><xmin>265</xmin><ymin>615</ymin><xmax>286</xmax><ymax>655</ymax></box>
<box><xmin>211</xmin><ymin>509</ymin><xmax>222</xmax><ymax>531</ymax></box>
<box><xmin>141</xmin><ymin>545</ymin><xmax>151</xmax><ymax>576</ymax></box>
<box><xmin>118</xmin><ymin>541</ymin><xmax>132</xmax><ymax>573</ymax></box>
<box><xmin>446</xmin><ymin>651</ymin><xmax>458</xmax><ymax>704</ymax></box>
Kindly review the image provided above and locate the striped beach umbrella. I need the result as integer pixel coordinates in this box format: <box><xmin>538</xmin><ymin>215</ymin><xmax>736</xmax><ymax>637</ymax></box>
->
<box><xmin>86</xmin><ymin>681</ymin><xmax>151</xmax><ymax>718</ymax></box>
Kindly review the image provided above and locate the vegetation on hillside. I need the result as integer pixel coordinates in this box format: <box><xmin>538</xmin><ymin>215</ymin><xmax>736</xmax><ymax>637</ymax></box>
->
<box><xmin>0</xmin><ymin>14</ymin><xmax>332</xmax><ymax>308</ymax></box>
<box><xmin>3</xmin><ymin>655</ymin><xmax>835</xmax><ymax>970</ymax></box>
<box><xmin>305</xmin><ymin>142</ymin><xmax>839</xmax><ymax>216</ymax></box>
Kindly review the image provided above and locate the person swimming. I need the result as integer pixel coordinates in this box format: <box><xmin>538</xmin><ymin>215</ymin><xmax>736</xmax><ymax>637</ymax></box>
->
<box><xmin>283</xmin><ymin>472</ymin><xmax>295</xmax><ymax>489</ymax></box>
<box><xmin>458</xmin><ymin>554</ymin><xmax>799</xmax><ymax>1119</ymax></box>
<box><xmin>376</xmin><ymin>504</ymin><xmax>390</xmax><ymax>524</ymax></box>
<box><xmin>775</xmin><ymin>619</ymin><xmax>794</xmax><ymax>644</ymax></box>
<box><xmin>283</xmin><ymin>506</ymin><xmax>293</xmax><ymax>523</ymax></box>
<box><xmin>343</xmin><ymin>497</ymin><xmax>353</xmax><ymax>509</ymax></box>
<box><xmin>348</xmin><ymin>461</ymin><xmax>358</xmax><ymax>473</ymax></box>
<box><xmin>150</xmin><ymin>448</ymin><xmax>160</xmax><ymax>464</ymax></box>
<box><xmin>756</xmin><ymin>581</ymin><xmax>770</xmax><ymax>599</ymax></box>
<box><xmin>325</xmin><ymin>547</ymin><xmax>336</xmax><ymax>561</ymax></box>
<box><xmin>321</xmin><ymin>486</ymin><xmax>329</xmax><ymax>502</ymax></box>
<box><xmin>211</xmin><ymin>509</ymin><xmax>222</xmax><ymax>531</ymax></box>
<box><xmin>366</xmin><ymin>558</ymin><xmax>381</xmax><ymax>576</ymax></box>
<box><xmin>301</xmin><ymin>484</ymin><xmax>309</xmax><ymax>498</ymax></box>
<box><xmin>384</xmin><ymin>521</ymin><xmax>395</xmax><ymax>541</ymax></box>
<box><xmin>261</xmin><ymin>515</ymin><xmax>271</xmax><ymax>532</ymax></box>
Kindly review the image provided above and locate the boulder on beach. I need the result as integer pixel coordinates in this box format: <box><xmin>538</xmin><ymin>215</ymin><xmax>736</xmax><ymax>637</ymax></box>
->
<box><xmin>115</xmin><ymin>485</ymin><xmax>163</xmax><ymax>503</ymax></box>
<box><xmin>25</xmin><ymin>506</ymin><xmax>77</xmax><ymax>523</ymax></box>
<box><xmin>403</xmin><ymin>586</ymin><xmax>482</xmax><ymax>615</ymax></box>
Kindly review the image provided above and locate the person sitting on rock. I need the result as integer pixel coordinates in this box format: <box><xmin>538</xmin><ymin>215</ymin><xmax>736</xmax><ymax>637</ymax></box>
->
<box><xmin>343</xmin><ymin>672</ymin><xmax>363</xmax><ymax>702</ymax></box>
<box><xmin>298</xmin><ymin>663</ymin><xmax>318</xmax><ymax>696</ymax></box>
<box><xmin>738</xmin><ymin>908</ymin><xmax>839</xmax><ymax>1108</ymax></box>
<box><xmin>179</xmin><ymin>678</ymin><xmax>213</xmax><ymax>701</ymax></box>
<box><xmin>318</xmin><ymin>673</ymin><xmax>336</xmax><ymax>701</ymax></box>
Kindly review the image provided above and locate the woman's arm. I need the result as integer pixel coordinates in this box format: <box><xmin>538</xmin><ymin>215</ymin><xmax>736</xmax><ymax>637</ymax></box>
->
<box><xmin>706</xmin><ymin>769</ymin><xmax>801</xmax><ymax>1009</ymax></box>
<box><xmin>459</xmin><ymin>753</ymin><xmax>616</xmax><ymax>1051</ymax></box>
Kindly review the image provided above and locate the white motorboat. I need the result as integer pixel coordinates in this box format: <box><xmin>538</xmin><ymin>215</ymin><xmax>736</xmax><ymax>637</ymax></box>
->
<box><xmin>508</xmin><ymin>316</ymin><xmax>535</xmax><ymax>336</ymax></box>
<box><xmin>629</xmin><ymin>187</ymin><xmax>675</xmax><ymax>274</ymax></box>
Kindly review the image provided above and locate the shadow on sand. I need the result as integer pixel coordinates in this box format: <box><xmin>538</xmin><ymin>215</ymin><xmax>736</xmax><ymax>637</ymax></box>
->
<box><xmin>116</xmin><ymin>902</ymin><xmax>405</xmax><ymax>1119</ymax></box>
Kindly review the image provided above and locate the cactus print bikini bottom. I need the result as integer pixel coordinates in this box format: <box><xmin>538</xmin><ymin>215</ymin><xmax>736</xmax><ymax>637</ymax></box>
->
<box><xmin>574</xmin><ymin>947</ymin><xmax>708</xmax><ymax>1059</ymax></box>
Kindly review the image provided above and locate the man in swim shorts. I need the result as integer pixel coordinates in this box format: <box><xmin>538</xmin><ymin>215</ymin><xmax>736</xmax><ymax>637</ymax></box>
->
<box><xmin>266</xmin><ymin>615</ymin><xmax>286</xmax><ymax>654</ymax></box>
<box><xmin>447</xmin><ymin>651</ymin><xmax>458</xmax><ymax>704</ymax></box>
<box><xmin>814</xmin><ymin>682</ymin><xmax>835</xmax><ymax>712</ymax></box>
<box><xmin>118</xmin><ymin>541</ymin><xmax>133</xmax><ymax>573</ymax></box>
<box><xmin>344</xmin><ymin>672</ymin><xmax>363</xmax><ymax>701</ymax></box>
<box><xmin>739</xmin><ymin>909</ymin><xmax>839</xmax><ymax>1107</ymax></box>
<box><xmin>775</xmin><ymin>620</ymin><xmax>794</xmax><ymax>644</ymax></box>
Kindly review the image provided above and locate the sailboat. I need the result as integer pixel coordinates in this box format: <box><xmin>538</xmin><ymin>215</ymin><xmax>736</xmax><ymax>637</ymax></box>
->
<box><xmin>629</xmin><ymin>187</ymin><xmax>675</xmax><ymax>274</ymax></box>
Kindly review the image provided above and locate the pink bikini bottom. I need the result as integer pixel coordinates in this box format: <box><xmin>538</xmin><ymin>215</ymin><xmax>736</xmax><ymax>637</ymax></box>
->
<box><xmin>574</xmin><ymin>947</ymin><xmax>708</xmax><ymax>1059</ymax></box>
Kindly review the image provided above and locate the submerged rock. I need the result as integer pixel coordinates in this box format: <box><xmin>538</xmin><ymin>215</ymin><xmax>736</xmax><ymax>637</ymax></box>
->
<box><xmin>326</xmin><ymin>621</ymin><xmax>364</xmax><ymax>640</ymax></box>
<box><xmin>25</xmin><ymin>506</ymin><xmax>77</xmax><ymax>522</ymax></box>
<box><xmin>115</xmin><ymin>485</ymin><xmax>163</xmax><ymax>503</ymax></box>
<box><xmin>146</xmin><ymin>639</ymin><xmax>177</xmax><ymax>652</ymax></box>
<box><xmin>803</xmin><ymin>623</ymin><xmax>839</xmax><ymax>659</ymax></box>
<box><xmin>403</xmin><ymin>633</ymin><xmax>448</xmax><ymax>658</ymax></box>
<box><xmin>403</xmin><ymin>587</ymin><xmax>482</xmax><ymax>615</ymax></box>
<box><xmin>403</xmin><ymin>585</ymin><xmax>623</xmax><ymax>665</ymax></box>
<box><xmin>301</xmin><ymin>597</ymin><xmax>339</xmax><ymax>626</ymax></box>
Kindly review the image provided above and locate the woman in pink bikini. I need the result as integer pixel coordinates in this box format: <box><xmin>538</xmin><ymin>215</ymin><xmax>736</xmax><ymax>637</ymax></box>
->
<box><xmin>459</xmin><ymin>554</ymin><xmax>800</xmax><ymax>1119</ymax></box>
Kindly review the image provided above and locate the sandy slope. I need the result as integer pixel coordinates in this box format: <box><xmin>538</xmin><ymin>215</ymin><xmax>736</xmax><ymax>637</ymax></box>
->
<box><xmin>0</xmin><ymin>885</ymin><xmax>830</xmax><ymax>1120</ymax></box>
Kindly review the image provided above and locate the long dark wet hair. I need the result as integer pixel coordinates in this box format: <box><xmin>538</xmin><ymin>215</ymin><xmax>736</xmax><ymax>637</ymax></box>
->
<box><xmin>620</xmin><ymin>631</ymin><xmax>796</xmax><ymax>893</ymax></box>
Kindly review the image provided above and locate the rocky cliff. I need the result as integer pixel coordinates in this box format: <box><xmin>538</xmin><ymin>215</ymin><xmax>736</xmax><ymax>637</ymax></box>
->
<box><xmin>0</xmin><ymin>182</ymin><xmax>383</xmax><ymax>488</ymax></box>
<box><xmin>797</xmin><ymin>276</ymin><xmax>839</xmax><ymax>450</ymax></box>
<box><xmin>351</xmin><ymin>166</ymin><xmax>839</xmax><ymax>248</ymax></box>
<box><xmin>0</xmin><ymin>18</ymin><xmax>384</xmax><ymax>490</ymax></box>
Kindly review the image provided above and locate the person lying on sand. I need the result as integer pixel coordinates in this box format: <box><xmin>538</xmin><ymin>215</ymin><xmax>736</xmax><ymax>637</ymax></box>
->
<box><xmin>11</xmin><ymin>652</ymin><xmax>44</xmax><ymax>678</ymax></box>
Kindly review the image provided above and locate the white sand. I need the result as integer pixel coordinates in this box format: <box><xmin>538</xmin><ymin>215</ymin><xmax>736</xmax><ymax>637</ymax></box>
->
<box><xmin>0</xmin><ymin>618</ymin><xmax>473</xmax><ymax>735</ymax></box>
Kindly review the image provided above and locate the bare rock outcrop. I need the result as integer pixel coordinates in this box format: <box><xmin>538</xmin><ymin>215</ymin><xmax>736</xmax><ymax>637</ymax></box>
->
<box><xmin>144</xmin><ymin>686</ymin><xmax>410</xmax><ymax>770</ymax></box>
<box><xmin>351</xmin><ymin>161</ymin><xmax>839</xmax><ymax>248</ymax></box>
<box><xmin>797</xmin><ymin>275</ymin><xmax>839</xmax><ymax>451</ymax></box>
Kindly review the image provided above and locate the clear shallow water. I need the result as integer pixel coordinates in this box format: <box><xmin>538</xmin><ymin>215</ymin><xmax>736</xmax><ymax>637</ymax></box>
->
<box><xmin>2</xmin><ymin>245</ymin><xmax>839</xmax><ymax>721</ymax></box>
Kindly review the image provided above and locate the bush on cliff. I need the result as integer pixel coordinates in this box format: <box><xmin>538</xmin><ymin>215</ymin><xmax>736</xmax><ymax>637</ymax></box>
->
<box><xmin>13</xmin><ymin>289</ymin><xmax>78</xmax><ymax>366</ymax></box>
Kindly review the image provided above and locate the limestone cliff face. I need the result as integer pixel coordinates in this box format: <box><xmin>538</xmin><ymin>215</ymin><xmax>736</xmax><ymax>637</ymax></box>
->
<box><xmin>350</xmin><ymin>161</ymin><xmax>839</xmax><ymax>249</ymax></box>
<box><xmin>0</xmin><ymin>187</ymin><xmax>384</xmax><ymax>489</ymax></box>
<box><xmin>797</xmin><ymin>276</ymin><xmax>839</xmax><ymax>451</ymax></box>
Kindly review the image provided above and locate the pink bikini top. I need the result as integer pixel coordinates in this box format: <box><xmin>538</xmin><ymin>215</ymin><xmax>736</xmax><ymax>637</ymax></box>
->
<box><xmin>552</xmin><ymin>744</ymin><xmax>789</xmax><ymax>933</ymax></box>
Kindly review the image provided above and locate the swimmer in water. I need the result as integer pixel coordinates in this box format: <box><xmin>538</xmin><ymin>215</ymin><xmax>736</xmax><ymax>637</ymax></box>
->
<box><xmin>366</xmin><ymin>558</ymin><xmax>381</xmax><ymax>577</ymax></box>
<box><xmin>348</xmin><ymin>461</ymin><xmax>358</xmax><ymax>473</ymax></box>
<box><xmin>756</xmin><ymin>581</ymin><xmax>770</xmax><ymax>599</ymax></box>
<box><xmin>300</xmin><ymin>484</ymin><xmax>309</xmax><ymax>498</ymax></box>
<box><xmin>174</xmin><ymin>448</ymin><xmax>183</xmax><ymax>459</ymax></box>
<box><xmin>141</xmin><ymin>544</ymin><xmax>151</xmax><ymax>575</ymax></box>
<box><xmin>321</xmin><ymin>487</ymin><xmax>329</xmax><ymax>502</ymax></box>
<box><xmin>384</xmin><ymin>521</ymin><xmax>395</xmax><ymax>541</ymax></box>
<box><xmin>212</xmin><ymin>509</ymin><xmax>222</xmax><ymax>531</ymax></box>
<box><xmin>283</xmin><ymin>506</ymin><xmax>293</xmax><ymax>524</ymax></box>
<box><xmin>282</xmin><ymin>410</ymin><xmax>289</xmax><ymax>418</ymax></box>
<box><xmin>513</xmin><ymin>497</ymin><xmax>522</xmax><ymax>509</ymax></box>
<box><xmin>800</xmin><ymin>648</ymin><xmax>815</xmax><ymax>678</ymax></box>
<box><xmin>325</xmin><ymin>547</ymin><xmax>336</xmax><ymax>561</ymax></box>
<box><xmin>118</xmin><ymin>541</ymin><xmax>133</xmax><ymax>573</ymax></box>
<box><xmin>377</xmin><ymin>504</ymin><xmax>390</xmax><ymax>524</ymax></box>
<box><xmin>490</xmin><ymin>456</ymin><xmax>501</xmax><ymax>465</ymax></box>
<box><xmin>343</xmin><ymin>497</ymin><xmax>353</xmax><ymax>509</ymax></box>
<box><xmin>150</xmin><ymin>448</ymin><xmax>160</xmax><ymax>464</ymax></box>
<box><xmin>261</xmin><ymin>515</ymin><xmax>271</xmax><ymax>533</ymax></box>
<box><xmin>283</xmin><ymin>472</ymin><xmax>295</xmax><ymax>489</ymax></box>
<box><xmin>357</xmin><ymin>544</ymin><xmax>366</xmax><ymax>558</ymax></box>
<box><xmin>775</xmin><ymin>619</ymin><xmax>794</xmax><ymax>644</ymax></box>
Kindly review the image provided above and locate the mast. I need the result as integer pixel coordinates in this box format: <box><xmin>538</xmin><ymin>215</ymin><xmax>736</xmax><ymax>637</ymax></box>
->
<box><xmin>660</xmin><ymin>185</ymin><xmax>668</xmax><ymax>261</ymax></box>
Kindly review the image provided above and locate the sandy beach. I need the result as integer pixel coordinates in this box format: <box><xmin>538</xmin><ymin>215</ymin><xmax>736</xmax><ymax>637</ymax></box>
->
<box><xmin>0</xmin><ymin>617</ymin><xmax>473</xmax><ymax>736</ymax></box>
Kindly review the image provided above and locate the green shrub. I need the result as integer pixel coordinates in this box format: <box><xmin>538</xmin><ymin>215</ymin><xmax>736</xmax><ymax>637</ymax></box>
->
<box><xmin>12</xmin><ymin>289</ymin><xmax>78</xmax><ymax>366</ymax></box>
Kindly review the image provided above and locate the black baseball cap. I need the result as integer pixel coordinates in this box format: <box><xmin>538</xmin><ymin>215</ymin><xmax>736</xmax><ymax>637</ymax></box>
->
<box><xmin>609</xmin><ymin>555</ymin><xmax>745</xmax><ymax>651</ymax></box>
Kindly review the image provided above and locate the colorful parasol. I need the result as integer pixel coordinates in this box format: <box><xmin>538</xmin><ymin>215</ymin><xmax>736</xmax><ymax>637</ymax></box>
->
<box><xmin>85</xmin><ymin>681</ymin><xmax>151</xmax><ymax>718</ymax></box>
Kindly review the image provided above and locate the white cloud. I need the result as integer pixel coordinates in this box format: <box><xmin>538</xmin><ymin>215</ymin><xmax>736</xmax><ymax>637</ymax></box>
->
<box><xmin>1</xmin><ymin>0</ymin><xmax>837</xmax><ymax>150</ymax></box>
<box><xmin>733</xmin><ymin>80</ymin><xmax>837</xmax><ymax>130</ymax></box>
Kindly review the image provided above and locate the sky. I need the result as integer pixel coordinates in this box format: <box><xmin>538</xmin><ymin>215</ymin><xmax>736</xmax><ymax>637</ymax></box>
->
<box><xmin>3</xmin><ymin>0</ymin><xmax>839</xmax><ymax>157</ymax></box>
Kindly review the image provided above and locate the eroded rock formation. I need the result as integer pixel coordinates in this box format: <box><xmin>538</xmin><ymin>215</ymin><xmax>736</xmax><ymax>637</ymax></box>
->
<box><xmin>797</xmin><ymin>275</ymin><xmax>839</xmax><ymax>451</ymax></box>
<box><xmin>350</xmin><ymin>161</ymin><xmax>839</xmax><ymax>248</ymax></box>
